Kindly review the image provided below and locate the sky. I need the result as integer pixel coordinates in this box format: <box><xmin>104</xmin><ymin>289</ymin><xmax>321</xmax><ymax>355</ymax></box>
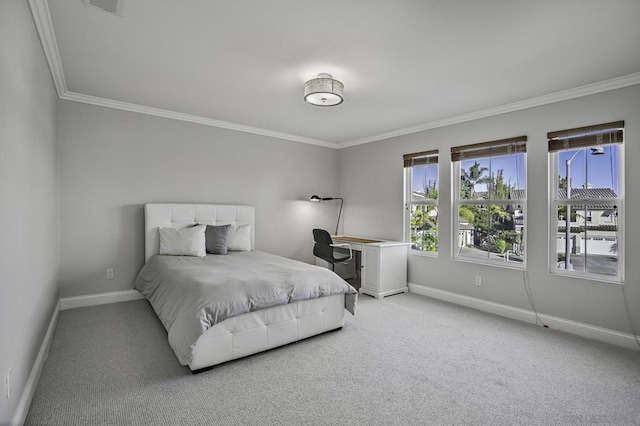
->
<box><xmin>411</xmin><ymin>164</ymin><xmax>438</xmax><ymax>193</ymax></box>
<box><xmin>557</xmin><ymin>145</ymin><xmax>619</xmax><ymax>192</ymax></box>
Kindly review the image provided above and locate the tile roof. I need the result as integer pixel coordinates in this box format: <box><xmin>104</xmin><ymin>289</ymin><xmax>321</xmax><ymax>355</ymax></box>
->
<box><xmin>508</xmin><ymin>188</ymin><xmax>618</xmax><ymax>201</ymax></box>
<box><xmin>509</xmin><ymin>189</ymin><xmax>526</xmax><ymax>200</ymax></box>
<box><xmin>556</xmin><ymin>188</ymin><xmax>618</xmax><ymax>199</ymax></box>
<box><xmin>507</xmin><ymin>188</ymin><xmax>618</xmax><ymax>209</ymax></box>
<box><xmin>555</xmin><ymin>188</ymin><xmax>618</xmax><ymax>210</ymax></box>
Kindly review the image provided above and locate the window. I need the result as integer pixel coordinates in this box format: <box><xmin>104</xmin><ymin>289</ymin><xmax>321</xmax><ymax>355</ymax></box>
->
<box><xmin>452</xmin><ymin>136</ymin><xmax>527</xmax><ymax>267</ymax></box>
<box><xmin>548</xmin><ymin>121</ymin><xmax>624</xmax><ymax>282</ymax></box>
<box><xmin>404</xmin><ymin>150</ymin><xmax>438</xmax><ymax>254</ymax></box>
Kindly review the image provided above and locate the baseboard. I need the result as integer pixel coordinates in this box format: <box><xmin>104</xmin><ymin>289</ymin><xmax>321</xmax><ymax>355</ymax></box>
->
<box><xmin>11</xmin><ymin>290</ymin><xmax>145</xmax><ymax>424</ymax></box>
<box><xmin>408</xmin><ymin>283</ymin><xmax>640</xmax><ymax>351</ymax></box>
<box><xmin>60</xmin><ymin>289</ymin><xmax>144</xmax><ymax>310</ymax></box>
<box><xmin>11</xmin><ymin>300</ymin><xmax>61</xmax><ymax>426</ymax></box>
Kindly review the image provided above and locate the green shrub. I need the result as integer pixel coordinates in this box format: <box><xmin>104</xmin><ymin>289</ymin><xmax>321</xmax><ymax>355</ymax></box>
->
<box><xmin>494</xmin><ymin>239</ymin><xmax>507</xmax><ymax>254</ymax></box>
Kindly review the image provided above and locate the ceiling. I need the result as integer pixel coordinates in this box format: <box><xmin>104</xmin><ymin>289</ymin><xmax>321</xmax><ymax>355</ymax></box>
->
<box><xmin>33</xmin><ymin>0</ymin><xmax>640</xmax><ymax>148</ymax></box>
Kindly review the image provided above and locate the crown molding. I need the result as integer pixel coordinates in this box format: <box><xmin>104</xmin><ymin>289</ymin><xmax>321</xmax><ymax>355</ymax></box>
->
<box><xmin>60</xmin><ymin>91</ymin><xmax>339</xmax><ymax>148</ymax></box>
<box><xmin>28</xmin><ymin>0</ymin><xmax>67</xmax><ymax>97</ymax></box>
<box><xmin>27</xmin><ymin>0</ymin><xmax>338</xmax><ymax>148</ymax></box>
<box><xmin>340</xmin><ymin>72</ymin><xmax>640</xmax><ymax>148</ymax></box>
<box><xmin>28</xmin><ymin>0</ymin><xmax>640</xmax><ymax>150</ymax></box>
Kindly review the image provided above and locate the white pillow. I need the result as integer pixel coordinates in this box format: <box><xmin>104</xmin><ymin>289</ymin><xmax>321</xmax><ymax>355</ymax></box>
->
<box><xmin>227</xmin><ymin>224</ymin><xmax>252</xmax><ymax>251</ymax></box>
<box><xmin>159</xmin><ymin>225</ymin><xmax>206</xmax><ymax>257</ymax></box>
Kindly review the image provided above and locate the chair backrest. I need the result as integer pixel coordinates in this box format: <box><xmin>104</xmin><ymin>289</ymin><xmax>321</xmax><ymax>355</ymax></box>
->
<box><xmin>313</xmin><ymin>228</ymin><xmax>336</xmax><ymax>262</ymax></box>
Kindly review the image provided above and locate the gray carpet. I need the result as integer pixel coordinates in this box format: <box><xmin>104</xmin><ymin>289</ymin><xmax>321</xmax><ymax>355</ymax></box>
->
<box><xmin>25</xmin><ymin>293</ymin><xmax>640</xmax><ymax>425</ymax></box>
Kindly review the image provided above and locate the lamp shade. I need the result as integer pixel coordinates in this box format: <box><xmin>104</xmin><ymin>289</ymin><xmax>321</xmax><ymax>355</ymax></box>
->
<box><xmin>304</xmin><ymin>73</ymin><xmax>344</xmax><ymax>107</ymax></box>
<box><xmin>310</xmin><ymin>195</ymin><xmax>335</xmax><ymax>202</ymax></box>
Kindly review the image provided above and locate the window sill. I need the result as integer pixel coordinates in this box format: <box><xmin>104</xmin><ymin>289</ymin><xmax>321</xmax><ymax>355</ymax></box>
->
<box><xmin>408</xmin><ymin>250</ymin><xmax>438</xmax><ymax>258</ymax></box>
<box><xmin>453</xmin><ymin>255</ymin><xmax>525</xmax><ymax>271</ymax></box>
<box><xmin>550</xmin><ymin>268</ymin><xmax>623</xmax><ymax>285</ymax></box>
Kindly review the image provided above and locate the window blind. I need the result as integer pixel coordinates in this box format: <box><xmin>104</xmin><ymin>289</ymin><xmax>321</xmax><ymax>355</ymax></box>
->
<box><xmin>548</xmin><ymin>121</ymin><xmax>624</xmax><ymax>152</ymax></box>
<box><xmin>403</xmin><ymin>149</ymin><xmax>438</xmax><ymax>167</ymax></box>
<box><xmin>450</xmin><ymin>136</ymin><xmax>527</xmax><ymax>162</ymax></box>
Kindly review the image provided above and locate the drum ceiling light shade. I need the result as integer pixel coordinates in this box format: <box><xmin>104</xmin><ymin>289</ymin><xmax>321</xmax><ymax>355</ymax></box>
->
<box><xmin>304</xmin><ymin>73</ymin><xmax>344</xmax><ymax>107</ymax></box>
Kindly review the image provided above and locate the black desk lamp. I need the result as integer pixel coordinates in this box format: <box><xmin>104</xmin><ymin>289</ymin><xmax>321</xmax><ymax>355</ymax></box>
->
<box><xmin>310</xmin><ymin>195</ymin><xmax>343</xmax><ymax>235</ymax></box>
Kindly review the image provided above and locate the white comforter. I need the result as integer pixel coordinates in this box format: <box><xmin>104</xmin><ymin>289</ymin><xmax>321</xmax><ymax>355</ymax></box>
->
<box><xmin>134</xmin><ymin>251</ymin><xmax>357</xmax><ymax>365</ymax></box>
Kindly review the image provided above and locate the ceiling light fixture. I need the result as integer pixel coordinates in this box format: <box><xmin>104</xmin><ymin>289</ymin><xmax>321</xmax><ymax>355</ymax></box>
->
<box><xmin>304</xmin><ymin>73</ymin><xmax>344</xmax><ymax>107</ymax></box>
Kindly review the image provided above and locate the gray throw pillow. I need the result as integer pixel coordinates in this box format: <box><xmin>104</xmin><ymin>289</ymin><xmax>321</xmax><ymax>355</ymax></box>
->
<box><xmin>203</xmin><ymin>224</ymin><xmax>232</xmax><ymax>255</ymax></box>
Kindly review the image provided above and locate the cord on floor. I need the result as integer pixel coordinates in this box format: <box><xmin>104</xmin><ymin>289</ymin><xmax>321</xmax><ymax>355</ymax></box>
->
<box><xmin>522</xmin><ymin>269</ymin><xmax>546</xmax><ymax>328</ymax></box>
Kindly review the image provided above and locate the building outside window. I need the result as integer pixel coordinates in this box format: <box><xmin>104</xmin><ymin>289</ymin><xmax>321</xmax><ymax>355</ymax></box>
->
<box><xmin>548</xmin><ymin>121</ymin><xmax>624</xmax><ymax>282</ymax></box>
<box><xmin>452</xmin><ymin>136</ymin><xmax>527</xmax><ymax>267</ymax></box>
<box><xmin>404</xmin><ymin>150</ymin><xmax>438</xmax><ymax>254</ymax></box>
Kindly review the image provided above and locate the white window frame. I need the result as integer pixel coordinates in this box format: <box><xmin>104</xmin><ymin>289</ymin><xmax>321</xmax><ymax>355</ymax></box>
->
<box><xmin>451</xmin><ymin>136</ymin><xmax>527</xmax><ymax>269</ymax></box>
<box><xmin>548</xmin><ymin>121</ymin><xmax>624</xmax><ymax>283</ymax></box>
<box><xmin>403</xmin><ymin>150</ymin><xmax>439</xmax><ymax>256</ymax></box>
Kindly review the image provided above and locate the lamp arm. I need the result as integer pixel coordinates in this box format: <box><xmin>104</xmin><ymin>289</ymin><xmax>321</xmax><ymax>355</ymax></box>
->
<box><xmin>310</xmin><ymin>195</ymin><xmax>344</xmax><ymax>235</ymax></box>
<box><xmin>335</xmin><ymin>198</ymin><xmax>343</xmax><ymax>235</ymax></box>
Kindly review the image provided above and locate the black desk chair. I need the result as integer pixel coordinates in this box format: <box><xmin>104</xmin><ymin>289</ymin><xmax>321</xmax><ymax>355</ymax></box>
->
<box><xmin>312</xmin><ymin>228</ymin><xmax>352</xmax><ymax>271</ymax></box>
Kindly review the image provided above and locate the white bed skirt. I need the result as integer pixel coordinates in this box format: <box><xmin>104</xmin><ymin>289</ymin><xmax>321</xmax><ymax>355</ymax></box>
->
<box><xmin>189</xmin><ymin>293</ymin><xmax>346</xmax><ymax>371</ymax></box>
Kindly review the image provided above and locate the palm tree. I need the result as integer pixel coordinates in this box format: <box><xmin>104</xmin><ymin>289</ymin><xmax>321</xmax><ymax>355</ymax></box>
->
<box><xmin>461</xmin><ymin>161</ymin><xmax>490</xmax><ymax>199</ymax></box>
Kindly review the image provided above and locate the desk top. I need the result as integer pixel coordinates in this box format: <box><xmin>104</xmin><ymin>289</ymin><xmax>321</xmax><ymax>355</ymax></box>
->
<box><xmin>332</xmin><ymin>235</ymin><xmax>384</xmax><ymax>244</ymax></box>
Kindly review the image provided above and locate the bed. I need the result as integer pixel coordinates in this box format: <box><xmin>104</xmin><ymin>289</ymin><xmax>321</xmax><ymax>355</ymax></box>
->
<box><xmin>134</xmin><ymin>203</ymin><xmax>357</xmax><ymax>372</ymax></box>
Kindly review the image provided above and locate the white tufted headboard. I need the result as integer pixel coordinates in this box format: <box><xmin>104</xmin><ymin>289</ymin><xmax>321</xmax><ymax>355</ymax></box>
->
<box><xmin>144</xmin><ymin>203</ymin><xmax>255</xmax><ymax>262</ymax></box>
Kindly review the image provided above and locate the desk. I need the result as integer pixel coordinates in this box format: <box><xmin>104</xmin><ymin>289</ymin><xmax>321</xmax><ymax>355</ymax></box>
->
<box><xmin>331</xmin><ymin>235</ymin><xmax>408</xmax><ymax>299</ymax></box>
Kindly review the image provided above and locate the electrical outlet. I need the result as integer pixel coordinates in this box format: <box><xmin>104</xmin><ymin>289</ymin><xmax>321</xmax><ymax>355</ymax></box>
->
<box><xmin>106</xmin><ymin>268</ymin><xmax>114</xmax><ymax>279</ymax></box>
<box><xmin>6</xmin><ymin>368</ymin><xmax>11</xmax><ymax>399</ymax></box>
<box><xmin>475</xmin><ymin>275</ymin><xmax>482</xmax><ymax>286</ymax></box>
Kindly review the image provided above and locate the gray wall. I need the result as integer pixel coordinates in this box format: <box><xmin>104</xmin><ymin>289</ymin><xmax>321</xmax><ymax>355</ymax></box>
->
<box><xmin>338</xmin><ymin>85</ymin><xmax>640</xmax><ymax>335</ymax></box>
<box><xmin>0</xmin><ymin>1</ymin><xmax>60</xmax><ymax>423</ymax></box>
<box><xmin>58</xmin><ymin>101</ymin><xmax>340</xmax><ymax>297</ymax></box>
